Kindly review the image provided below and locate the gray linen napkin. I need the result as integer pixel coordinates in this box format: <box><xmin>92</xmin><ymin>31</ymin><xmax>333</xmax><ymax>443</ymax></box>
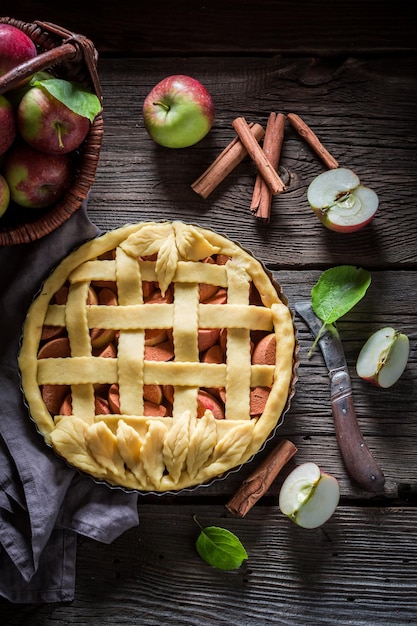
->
<box><xmin>0</xmin><ymin>201</ymin><xmax>139</xmax><ymax>603</ymax></box>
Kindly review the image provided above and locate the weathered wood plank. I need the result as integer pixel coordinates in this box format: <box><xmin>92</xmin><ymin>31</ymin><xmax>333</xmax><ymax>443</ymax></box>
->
<box><xmin>82</xmin><ymin>56</ymin><xmax>417</xmax><ymax>268</ymax></box>
<box><xmin>1</xmin><ymin>504</ymin><xmax>417</xmax><ymax>625</ymax></box>
<box><xmin>2</xmin><ymin>1</ymin><xmax>416</xmax><ymax>55</ymax></box>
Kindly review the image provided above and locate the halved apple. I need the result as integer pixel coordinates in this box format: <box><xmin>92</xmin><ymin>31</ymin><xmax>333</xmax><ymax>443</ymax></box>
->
<box><xmin>279</xmin><ymin>462</ymin><xmax>340</xmax><ymax>528</ymax></box>
<box><xmin>356</xmin><ymin>326</ymin><xmax>410</xmax><ymax>388</ymax></box>
<box><xmin>307</xmin><ymin>167</ymin><xmax>379</xmax><ymax>232</ymax></box>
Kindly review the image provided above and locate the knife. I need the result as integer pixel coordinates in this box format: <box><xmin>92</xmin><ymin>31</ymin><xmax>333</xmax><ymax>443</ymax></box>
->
<box><xmin>294</xmin><ymin>301</ymin><xmax>385</xmax><ymax>493</ymax></box>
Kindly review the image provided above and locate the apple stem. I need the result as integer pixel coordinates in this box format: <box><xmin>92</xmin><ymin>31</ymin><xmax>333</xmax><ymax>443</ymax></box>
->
<box><xmin>55</xmin><ymin>122</ymin><xmax>65</xmax><ymax>149</ymax></box>
<box><xmin>154</xmin><ymin>100</ymin><xmax>170</xmax><ymax>112</ymax></box>
<box><xmin>192</xmin><ymin>515</ymin><xmax>204</xmax><ymax>531</ymax></box>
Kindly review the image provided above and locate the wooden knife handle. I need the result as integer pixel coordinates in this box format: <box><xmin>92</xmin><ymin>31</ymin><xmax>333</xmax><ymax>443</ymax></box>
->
<box><xmin>330</xmin><ymin>369</ymin><xmax>385</xmax><ymax>493</ymax></box>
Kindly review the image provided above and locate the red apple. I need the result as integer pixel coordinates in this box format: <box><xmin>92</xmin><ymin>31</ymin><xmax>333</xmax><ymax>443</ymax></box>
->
<box><xmin>0</xmin><ymin>94</ymin><xmax>16</xmax><ymax>155</ymax></box>
<box><xmin>0</xmin><ymin>23</ymin><xmax>37</xmax><ymax>78</ymax></box>
<box><xmin>17</xmin><ymin>86</ymin><xmax>91</xmax><ymax>154</ymax></box>
<box><xmin>3</xmin><ymin>142</ymin><xmax>72</xmax><ymax>209</ymax></box>
<box><xmin>0</xmin><ymin>174</ymin><xmax>10</xmax><ymax>217</ymax></box>
<box><xmin>143</xmin><ymin>74</ymin><xmax>214</xmax><ymax>148</ymax></box>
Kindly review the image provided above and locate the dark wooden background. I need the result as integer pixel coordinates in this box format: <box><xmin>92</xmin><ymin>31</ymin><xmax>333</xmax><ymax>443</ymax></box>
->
<box><xmin>1</xmin><ymin>2</ymin><xmax>416</xmax><ymax>624</ymax></box>
<box><xmin>3</xmin><ymin>1</ymin><xmax>417</xmax><ymax>56</ymax></box>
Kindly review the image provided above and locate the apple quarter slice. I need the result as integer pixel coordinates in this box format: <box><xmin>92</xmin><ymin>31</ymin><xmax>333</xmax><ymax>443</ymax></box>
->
<box><xmin>279</xmin><ymin>462</ymin><xmax>340</xmax><ymax>529</ymax></box>
<box><xmin>356</xmin><ymin>327</ymin><xmax>410</xmax><ymax>388</ymax></box>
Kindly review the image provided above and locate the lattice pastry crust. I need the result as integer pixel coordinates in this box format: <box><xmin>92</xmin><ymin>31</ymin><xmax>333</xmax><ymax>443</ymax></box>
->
<box><xmin>19</xmin><ymin>221</ymin><xmax>296</xmax><ymax>492</ymax></box>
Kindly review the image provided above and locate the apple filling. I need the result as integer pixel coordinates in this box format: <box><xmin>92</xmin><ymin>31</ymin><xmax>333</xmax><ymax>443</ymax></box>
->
<box><xmin>38</xmin><ymin>279</ymin><xmax>279</xmax><ymax>421</ymax></box>
<box><xmin>19</xmin><ymin>221</ymin><xmax>297</xmax><ymax>491</ymax></box>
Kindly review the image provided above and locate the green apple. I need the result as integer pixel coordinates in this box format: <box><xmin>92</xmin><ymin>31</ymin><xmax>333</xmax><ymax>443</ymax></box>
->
<box><xmin>307</xmin><ymin>167</ymin><xmax>379</xmax><ymax>232</ymax></box>
<box><xmin>143</xmin><ymin>74</ymin><xmax>214</xmax><ymax>148</ymax></box>
<box><xmin>279</xmin><ymin>462</ymin><xmax>340</xmax><ymax>528</ymax></box>
<box><xmin>0</xmin><ymin>174</ymin><xmax>10</xmax><ymax>217</ymax></box>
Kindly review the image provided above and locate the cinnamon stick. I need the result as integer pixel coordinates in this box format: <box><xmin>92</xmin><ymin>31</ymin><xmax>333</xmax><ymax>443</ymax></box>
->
<box><xmin>225</xmin><ymin>439</ymin><xmax>298</xmax><ymax>517</ymax></box>
<box><xmin>287</xmin><ymin>113</ymin><xmax>339</xmax><ymax>169</ymax></box>
<box><xmin>250</xmin><ymin>112</ymin><xmax>286</xmax><ymax>222</ymax></box>
<box><xmin>191</xmin><ymin>123</ymin><xmax>265</xmax><ymax>199</ymax></box>
<box><xmin>232</xmin><ymin>117</ymin><xmax>286</xmax><ymax>195</ymax></box>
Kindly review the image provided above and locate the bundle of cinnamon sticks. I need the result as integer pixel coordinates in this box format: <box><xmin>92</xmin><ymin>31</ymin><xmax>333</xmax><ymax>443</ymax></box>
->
<box><xmin>191</xmin><ymin>112</ymin><xmax>339</xmax><ymax>223</ymax></box>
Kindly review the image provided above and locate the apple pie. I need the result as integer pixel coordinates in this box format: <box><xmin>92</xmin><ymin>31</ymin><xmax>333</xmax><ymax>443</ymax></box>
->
<box><xmin>19</xmin><ymin>221</ymin><xmax>297</xmax><ymax>492</ymax></box>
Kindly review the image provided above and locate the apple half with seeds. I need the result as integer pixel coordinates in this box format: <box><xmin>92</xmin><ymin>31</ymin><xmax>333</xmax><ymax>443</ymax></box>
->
<box><xmin>307</xmin><ymin>167</ymin><xmax>379</xmax><ymax>232</ymax></box>
<box><xmin>356</xmin><ymin>327</ymin><xmax>410</xmax><ymax>388</ymax></box>
<box><xmin>279</xmin><ymin>462</ymin><xmax>340</xmax><ymax>529</ymax></box>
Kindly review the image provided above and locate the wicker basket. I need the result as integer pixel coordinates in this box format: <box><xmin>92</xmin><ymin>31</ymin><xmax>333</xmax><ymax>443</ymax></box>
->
<box><xmin>0</xmin><ymin>17</ymin><xmax>103</xmax><ymax>246</ymax></box>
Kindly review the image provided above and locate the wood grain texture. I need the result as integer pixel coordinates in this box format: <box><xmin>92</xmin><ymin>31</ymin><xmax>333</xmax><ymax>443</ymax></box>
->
<box><xmin>83</xmin><ymin>56</ymin><xmax>417</xmax><ymax>269</ymax></box>
<box><xmin>2</xmin><ymin>1</ymin><xmax>416</xmax><ymax>54</ymax></box>
<box><xmin>1</xmin><ymin>505</ymin><xmax>417</xmax><ymax>625</ymax></box>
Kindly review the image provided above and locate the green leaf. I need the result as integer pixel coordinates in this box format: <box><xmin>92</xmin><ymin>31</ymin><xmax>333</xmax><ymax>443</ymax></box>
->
<box><xmin>308</xmin><ymin>265</ymin><xmax>371</xmax><ymax>355</ymax></box>
<box><xmin>33</xmin><ymin>78</ymin><xmax>101</xmax><ymax>122</ymax></box>
<box><xmin>312</xmin><ymin>265</ymin><xmax>371</xmax><ymax>324</ymax></box>
<box><xmin>194</xmin><ymin>518</ymin><xmax>248</xmax><ymax>570</ymax></box>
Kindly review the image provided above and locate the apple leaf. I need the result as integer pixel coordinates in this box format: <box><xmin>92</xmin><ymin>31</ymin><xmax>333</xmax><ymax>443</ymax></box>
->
<box><xmin>194</xmin><ymin>516</ymin><xmax>248</xmax><ymax>570</ymax></box>
<box><xmin>309</xmin><ymin>265</ymin><xmax>371</xmax><ymax>354</ymax></box>
<box><xmin>312</xmin><ymin>265</ymin><xmax>371</xmax><ymax>324</ymax></box>
<box><xmin>33</xmin><ymin>78</ymin><xmax>101</xmax><ymax>122</ymax></box>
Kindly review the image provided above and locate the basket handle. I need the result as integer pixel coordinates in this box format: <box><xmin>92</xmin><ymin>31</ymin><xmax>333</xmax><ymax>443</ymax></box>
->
<box><xmin>0</xmin><ymin>20</ymin><xmax>102</xmax><ymax>100</ymax></box>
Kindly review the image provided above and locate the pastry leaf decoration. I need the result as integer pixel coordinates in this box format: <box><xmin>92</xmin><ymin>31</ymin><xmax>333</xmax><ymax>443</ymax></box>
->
<box><xmin>193</xmin><ymin>516</ymin><xmax>248</xmax><ymax>570</ymax></box>
<box><xmin>187</xmin><ymin>411</ymin><xmax>217</xmax><ymax>479</ymax></box>
<box><xmin>163</xmin><ymin>410</ymin><xmax>192</xmax><ymax>482</ymax></box>
<box><xmin>174</xmin><ymin>222</ymin><xmax>220</xmax><ymax>260</ymax></box>
<box><xmin>85</xmin><ymin>421</ymin><xmax>125</xmax><ymax>477</ymax></box>
<box><xmin>121</xmin><ymin>222</ymin><xmax>220</xmax><ymax>295</ymax></box>
<box><xmin>156</xmin><ymin>232</ymin><xmax>178</xmax><ymax>295</ymax></box>
<box><xmin>120</xmin><ymin>223</ymin><xmax>172</xmax><ymax>258</ymax></box>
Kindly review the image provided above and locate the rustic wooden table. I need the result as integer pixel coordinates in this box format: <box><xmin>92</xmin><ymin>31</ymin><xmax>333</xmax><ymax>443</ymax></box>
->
<box><xmin>1</xmin><ymin>2</ymin><xmax>416</xmax><ymax>624</ymax></box>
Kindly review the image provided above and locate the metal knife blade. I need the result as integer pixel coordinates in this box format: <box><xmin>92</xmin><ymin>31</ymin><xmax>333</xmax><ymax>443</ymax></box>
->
<box><xmin>295</xmin><ymin>301</ymin><xmax>385</xmax><ymax>493</ymax></box>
